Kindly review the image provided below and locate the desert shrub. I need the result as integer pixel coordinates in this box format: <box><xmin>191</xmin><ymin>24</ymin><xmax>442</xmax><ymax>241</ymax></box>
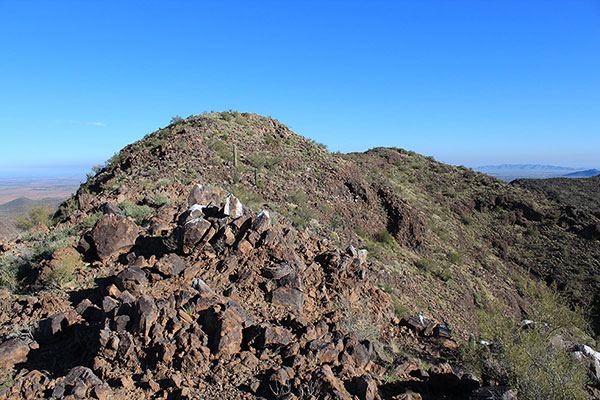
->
<box><xmin>415</xmin><ymin>257</ymin><xmax>436</xmax><ymax>272</ymax></box>
<box><xmin>230</xmin><ymin>185</ymin><xmax>263</xmax><ymax>212</ymax></box>
<box><xmin>82</xmin><ymin>212</ymin><xmax>103</xmax><ymax>228</ymax></box>
<box><xmin>290</xmin><ymin>204</ymin><xmax>315</xmax><ymax>229</ymax></box>
<box><xmin>0</xmin><ymin>255</ymin><xmax>20</xmax><ymax>291</ymax></box>
<box><xmin>415</xmin><ymin>257</ymin><xmax>452</xmax><ymax>281</ymax></box>
<box><xmin>156</xmin><ymin>179</ymin><xmax>170</xmax><ymax>187</ymax></box>
<box><xmin>118</xmin><ymin>202</ymin><xmax>153</xmax><ymax>225</ymax></box>
<box><xmin>461</xmin><ymin>214</ymin><xmax>473</xmax><ymax>225</ymax></box>
<box><xmin>28</xmin><ymin>227</ymin><xmax>78</xmax><ymax>261</ymax></box>
<box><xmin>99</xmin><ymin>177</ymin><xmax>120</xmax><ymax>192</ymax></box>
<box><xmin>447</xmin><ymin>251</ymin><xmax>462</xmax><ymax>265</ymax></box>
<box><xmin>170</xmin><ymin>115</ymin><xmax>184</xmax><ymax>125</ymax></box>
<box><xmin>40</xmin><ymin>250</ymin><xmax>82</xmax><ymax>289</ymax></box>
<box><xmin>153</xmin><ymin>195</ymin><xmax>171</xmax><ymax>207</ymax></box>
<box><xmin>57</xmin><ymin>197</ymin><xmax>78</xmax><ymax>219</ymax></box>
<box><xmin>470</xmin><ymin>286</ymin><xmax>590</xmax><ymax>400</ymax></box>
<box><xmin>287</xmin><ymin>188</ymin><xmax>308</xmax><ymax>205</ymax></box>
<box><xmin>339</xmin><ymin>298</ymin><xmax>380</xmax><ymax>342</ymax></box>
<box><xmin>391</xmin><ymin>294</ymin><xmax>411</xmax><ymax>320</ymax></box>
<box><xmin>374</xmin><ymin>230</ymin><xmax>396</xmax><ymax>247</ymax></box>
<box><xmin>208</xmin><ymin>138</ymin><xmax>234</xmax><ymax>162</ymax></box>
<box><xmin>15</xmin><ymin>205</ymin><xmax>54</xmax><ymax>231</ymax></box>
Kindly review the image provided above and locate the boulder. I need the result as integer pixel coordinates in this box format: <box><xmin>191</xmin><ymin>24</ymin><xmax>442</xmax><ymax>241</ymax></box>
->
<box><xmin>271</xmin><ymin>286</ymin><xmax>304</xmax><ymax>310</ymax></box>
<box><xmin>223</xmin><ymin>194</ymin><xmax>244</xmax><ymax>219</ymax></box>
<box><xmin>91</xmin><ymin>214</ymin><xmax>139</xmax><ymax>261</ymax></box>
<box><xmin>252</xmin><ymin>210</ymin><xmax>271</xmax><ymax>233</ymax></box>
<box><xmin>182</xmin><ymin>217</ymin><xmax>212</xmax><ymax>253</ymax></box>
<box><xmin>100</xmin><ymin>202</ymin><xmax>120</xmax><ymax>215</ymax></box>
<box><xmin>178</xmin><ymin>204</ymin><xmax>206</xmax><ymax>225</ymax></box>
<box><xmin>77</xmin><ymin>193</ymin><xmax>95</xmax><ymax>212</ymax></box>
<box><xmin>0</xmin><ymin>338</ymin><xmax>30</xmax><ymax>369</ymax></box>
<box><xmin>155</xmin><ymin>253</ymin><xmax>187</xmax><ymax>276</ymax></box>
<box><xmin>202</xmin><ymin>305</ymin><xmax>245</xmax><ymax>356</ymax></box>
<box><xmin>115</xmin><ymin>267</ymin><xmax>148</xmax><ymax>295</ymax></box>
<box><xmin>135</xmin><ymin>295</ymin><xmax>158</xmax><ymax>339</ymax></box>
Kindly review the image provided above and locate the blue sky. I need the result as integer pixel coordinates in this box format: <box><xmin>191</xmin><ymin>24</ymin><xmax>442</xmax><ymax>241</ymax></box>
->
<box><xmin>1</xmin><ymin>0</ymin><xmax>599</xmax><ymax>176</ymax></box>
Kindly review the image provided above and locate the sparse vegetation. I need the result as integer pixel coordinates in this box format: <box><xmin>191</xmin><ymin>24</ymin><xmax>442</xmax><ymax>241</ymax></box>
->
<box><xmin>14</xmin><ymin>205</ymin><xmax>54</xmax><ymax>231</ymax></box>
<box><xmin>0</xmin><ymin>255</ymin><xmax>20</xmax><ymax>291</ymax></box>
<box><xmin>118</xmin><ymin>201</ymin><xmax>153</xmax><ymax>225</ymax></box>
<box><xmin>82</xmin><ymin>211</ymin><xmax>103</xmax><ymax>228</ymax></box>
<box><xmin>40</xmin><ymin>250</ymin><xmax>82</xmax><ymax>289</ymax></box>
<box><xmin>463</xmin><ymin>284</ymin><xmax>591</xmax><ymax>400</ymax></box>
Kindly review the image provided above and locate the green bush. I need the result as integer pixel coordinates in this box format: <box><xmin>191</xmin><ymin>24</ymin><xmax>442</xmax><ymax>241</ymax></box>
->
<box><xmin>40</xmin><ymin>250</ymin><xmax>82</xmax><ymax>289</ymax></box>
<box><xmin>471</xmin><ymin>285</ymin><xmax>590</xmax><ymax>400</ymax></box>
<box><xmin>118</xmin><ymin>202</ymin><xmax>153</xmax><ymax>225</ymax></box>
<box><xmin>170</xmin><ymin>115</ymin><xmax>184</xmax><ymax>125</ymax></box>
<box><xmin>447</xmin><ymin>251</ymin><xmax>462</xmax><ymax>265</ymax></box>
<box><xmin>0</xmin><ymin>255</ymin><xmax>20</xmax><ymax>291</ymax></box>
<box><xmin>82</xmin><ymin>212</ymin><xmax>103</xmax><ymax>228</ymax></box>
<box><xmin>375</xmin><ymin>230</ymin><xmax>396</xmax><ymax>247</ymax></box>
<box><xmin>153</xmin><ymin>195</ymin><xmax>171</xmax><ymax>207</ymax></box>
<box><xmin>27</xmin><ymin>227</ymin><xmax>78</xmax><ymax>261</ymax></box>
<box><xmin>156</xmin><ymin>179</ymin><xmax>170</xmax><ymax>187</ymax></box>
<box><xmin>14</xmin><ymin>205</ymin><xmax>54</xmax><ymax>231</ymax></box>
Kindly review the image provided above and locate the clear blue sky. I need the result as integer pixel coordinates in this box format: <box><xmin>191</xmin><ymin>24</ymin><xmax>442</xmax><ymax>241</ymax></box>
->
<box><xmin>1</xmin><ymin>0</ymin><xmax>599</xmax><ymax>176</ymax></box>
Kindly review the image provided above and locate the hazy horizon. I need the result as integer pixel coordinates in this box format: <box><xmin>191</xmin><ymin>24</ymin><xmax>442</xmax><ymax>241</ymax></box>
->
<box><xmin>2</xmin><ymin>1</ymin><xmax>599</xmax><ymax>172</ymax></box>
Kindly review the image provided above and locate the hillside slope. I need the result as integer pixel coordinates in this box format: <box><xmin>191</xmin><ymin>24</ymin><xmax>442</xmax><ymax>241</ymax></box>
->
<box><xmin>513</xmin><ymin>175</ymin><xmax>600</xmax><ymax>216</ymax></box>
<box><xmin>0</xmin><ymin>112</ymin><xmax>598</xmax><ymax>399</ymax></box>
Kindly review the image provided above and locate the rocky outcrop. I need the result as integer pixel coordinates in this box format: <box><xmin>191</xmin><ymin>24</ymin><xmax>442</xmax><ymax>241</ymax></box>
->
<box><xmin>91</xmin><ymin>214</ymin><xmax>140</xmax><ymax>261</ymax></box>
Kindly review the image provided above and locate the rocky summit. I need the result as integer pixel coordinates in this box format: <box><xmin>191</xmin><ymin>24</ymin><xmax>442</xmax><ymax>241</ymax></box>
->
<box><xmin>0</xmin><ymin>112</ymin><xmax>599</xmax><ymax>399</ymax></box>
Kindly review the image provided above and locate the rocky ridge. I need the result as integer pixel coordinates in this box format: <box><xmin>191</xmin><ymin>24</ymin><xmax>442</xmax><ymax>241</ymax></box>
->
<box><xmin>0</xmin><ymin>112</ymin><xmax>599</xmax><ymax>399</ymax></box>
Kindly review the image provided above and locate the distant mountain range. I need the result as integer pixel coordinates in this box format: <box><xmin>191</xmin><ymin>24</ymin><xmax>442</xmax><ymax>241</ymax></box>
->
<box><xmin>475</xmin><ymin>164</ymin><xmax>599</xmax><ymax>181</ymax></box>
<box><xmin>563</xmin><ymin>169</ymin><xmax>600</xmax><ymax>178</ymax></box>
<box><xmin>0</xmin><ymin>196</ymin><xmax>64</xmax><ymax>216</ymax></box>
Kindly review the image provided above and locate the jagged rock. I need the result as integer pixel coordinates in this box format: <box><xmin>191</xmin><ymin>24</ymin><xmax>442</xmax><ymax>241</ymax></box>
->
<box><xmin>202</xmin><ymin>304</ymin><xmax>245</xmax><ymax>356</ymax></box>
<box><xmin>262</xmin><ymin>263</ymin><xmax>294</xmax><ymax>279</ymax></box>
<box><xmin>252</xmin><ymin>210</ymin><xmax>271</xmax><ymax>233</ymax></box>
<box><xmin>0</xmin><ymin>338</ymin><xmax>30</xmax><ymax>369</ymax></box>
<box><xmin>309</xmin><ymin>340</ymin><xmax>340</xmax><ymax>365</ymax></box>
<box><xmin>271</xmin><ymin>286</ymin><xmax>304</xmax><ymax>310</ymax></box>
<box><xmin>182</xmin><ymin>217</ymin><xmax>212</xmax><ymax>253</ymax></box>
<box><xmin>78</xmin><ymin>193</ymin><xmax>95</xmax><ymax>212</ymax></box>
<box><xmin>135</xmin><ymin>295</ymin><xmax>158</xmax><ymax>339</ymax></box>
<box><xmin>51</xmin><ymin>366</ymin><xmax>109</xmax><ymax>399</ymax></box>
<box><xmin>100</xmin><ymin>202</ymin><xmax>121</xmax><ymax>215</ymax></box>
<box><xmin>393</xmin><ymin>392</ymin><xmax>422</xmax><ymax>400</ymax></box>
<box><xmin>350</xmin><ymin>374</ymin><xmax>379</xmax><ymax>400</ymax></box>
<box><xmin>223</xmin><ymin>194</ymin><xmax>244</xmax><ymax>218</ymax></box>
<box><xmin>178</xmin><ymin>204</ymin><xmax>206</xmax><ymax>225</ymax></box>
<box><xmin>344</xmin><ymin>336</ymin><xmax>372</xmax><ymax>369</ymax></box>
<box><xmin>248</xmin><ymin>324</ymin><xmax>294</xmax><ymax>350</ymax></box>
<box><xmin>91</xmin><ymin>214</ymin><xmax>140</xmax><ymax>260</ymax></box>
<box><xmin>115</xmin><ymin>267</ymin><xmax>148</xmax><ymax>294</ymax></box>
<box><xmin>188</xmin><ymin>184</ymin><xmax>225</xmax><ymax>207</ymax></box>
<box><xmin>36</xmin><ymin>313</ymin><xmax>69</xmax><ymax>344</ymax></box>
<box><xmin>470</xmin><ymin>386</ymin><xmax>517</xmax><ymax>400</ymax></box>
<box><xmin>155</xmin><ymin>253</ymin><xmax>187</xmax><ymax>276</ymax></box>
<box><xmin>269</xmin><ymin>366</ymin><xmax>294</xmax><ymax>387</ymax></box>
<box><xmin>192</xmin><ymin>278</ymin><xmax>215</xmax><ymax>294</ymax></box>
<box><xmin>318</xmin><ymin>364</ymin><xmax>352</xmax><ymax>399</ymax></box>
<box><xmin>7</xmin><ymin>369</ymin><xmax>51</xmax><ymax>399</ymax></box>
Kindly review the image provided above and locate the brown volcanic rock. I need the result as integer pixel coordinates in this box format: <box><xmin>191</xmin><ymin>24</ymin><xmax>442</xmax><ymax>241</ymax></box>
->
<box><xmin>91</xmin><ymin>214</ymin><xmax>140</xmax><ymax>261</ymax></box>
<box><xmin>0</xmin><ymin>338</ymin><xmax>30</xmax><ymax>369</ymax></box>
